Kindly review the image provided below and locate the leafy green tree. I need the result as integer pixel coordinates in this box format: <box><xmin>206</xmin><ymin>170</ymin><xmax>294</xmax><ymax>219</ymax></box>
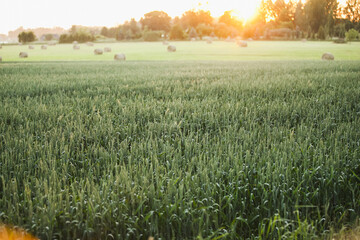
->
<box><xmin>196</xmin><ymin>24</ymin><xmax>214</xmax><ymax>39</ymax></box>
<box><xmin>140</xmin><ymin>11</ymin><xmax>171</xmax><ymax>32</ymax></box>
<box><xmin>18</xmin><ymin>31</ymin><xmax>36</xmax><ymax>43</ymax></box>
<box><xmin>334</xmin><ymin>23</ymin><xmax>346</xmax><ymax>37</ymax></box>
<box><xmin>169</xmin><ymin>24</ymin><xmax>185</xmax><ymax>40</ymax></box>
<box><xmin>304</xmin><ymin>0</ymin><xmax>337</xmax><ymax>34</ymax></box>
<box><xmin>318</xmin><ymin>25</ymin><xmax>326</xmax><ymax>39</ymax></box>
<box><xmin>295</xmin><ymin>0</ymin><xmax>306</xmax><ymax>30</ymax></box>
<box><xmin>346</xmin><ymin>28</ymin><xmax>359</xmax><ymax>41</ymax></box>
<box><xmin>142</xmin><ymin>30</ymin><xmax>162</xmax><ymax>41</ymax></box>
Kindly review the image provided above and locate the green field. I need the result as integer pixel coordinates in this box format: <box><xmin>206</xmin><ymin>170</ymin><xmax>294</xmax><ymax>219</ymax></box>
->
<box><xmin>1</xmin><ymin>41</ymin><xmax>360</xmax><ymax>61</ymax></box>
<box><xmin>1</xmin><ymin>59</ymin><xmax>360</xmax><ymax>239</ymax></box>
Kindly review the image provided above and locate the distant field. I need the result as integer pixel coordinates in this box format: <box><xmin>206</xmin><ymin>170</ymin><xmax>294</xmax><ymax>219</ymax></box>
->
<box><xmin>1</xmin><ymin>41</ymin><xmax>360</xmax><ymax>61</ymax></box>
<box><xmin>0</xmin><ymin>61</ymin><xmax>359</xmax><ymax>239</ymax></box>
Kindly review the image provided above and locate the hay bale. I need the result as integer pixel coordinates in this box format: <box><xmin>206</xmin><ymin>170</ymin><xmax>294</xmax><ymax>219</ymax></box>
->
<box><xmin>104</xmin><ymin>47</ymin><xmax>111</xmax><ymax>52</ymax></box>
<box><xmin>73</xmin><ymin>45</ymin><xmax>80</xmax><ymax>50</ymax></box>
<box><xmin>167</xmin><ymin>45</ymin><xmax>176</xmax><ymax>52</ymax></box>
<box><xmin>237</xmin><ymin>40</ymin><xmax>248</xmax><ymax>47</ymax></box>
<box><xmin>163</xmin><ymin>41</ymin><xmax>169</xmax><ymax>45</ymax></box>
<box><xmin>114</xmin><ymin>53</ymin><xmax>126</xmax><ymax>61</ymax></box>
<box><xmin>322</xmin><ymin>53</ymin><xmax>334</xmax><ymax>61</ymax></box>
<box><xmin>28</xmin><ymin>45</ymin><xmax>35</xmax><ymax>49</ymax></box>
<box><xmin>94</xmin><ymin>48</ymin><xmax>103</xmax><ymax>55</ymax></box>
<box><xmin>207</xmin><ymin>39</ymin><xmax>212</xmax><ymax>44</ymax></box>
<box><xmin>19</xmin><ymin>52</ymin><xmax>28</xmax><ymax>58</ymax></box>
<box><xmin>191</xmin><ymin>38</ymin><xmax>196</xmax><ymax>41</ymax></box>
<box><xmin>73</xmin><ymin>41</ymin><xmax>78</xmax><ymax>45</ymax></box>
<box><xmin>301</xmin><ymin>38</ymin><xmax>307</xmax><ymax>42</ymax></box>
<box><xmin>86</xmin><ymin>42</ymin><xmax>94</xmax><ymax>46</ymax></box>
<box><xmin>41</xmin><ymin>45</ymin><xmax>47</xmax><ymax>50</ymax></box>
<box><xmin>49</xmin><ymin>42</ymin><xmax>56</xmax><ymax>46</ymax></box>
<box><xmin>248</xmin><ymin>38</ymin><xmax>253</xmax><ymax>41</ymax></box>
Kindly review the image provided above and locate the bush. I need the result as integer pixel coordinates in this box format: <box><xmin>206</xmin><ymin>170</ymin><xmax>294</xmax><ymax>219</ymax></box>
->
<box><xmin>346</xmin><ymin>28</ymin><xmax>359</xmax><ymax>41</ymax></box>
<box><xmin>142</xmin><ymin>30</ymin><xmax>162</xmax><ymax>41</ymax></box>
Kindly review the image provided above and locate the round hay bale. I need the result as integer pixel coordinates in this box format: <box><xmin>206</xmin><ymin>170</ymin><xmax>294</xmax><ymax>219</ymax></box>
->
<box><xmin>167</xmin><ymin>45</ymin><xmax>176</xmax><ymax>52</ymax></box>
<box><xmin>248</xmin><ymin>38</ymin><xmax>253</xmax><ymax>41</ymax></box>
<box><xmin>86</xmin><ymin>42</ymin><xmax>94</xmax><ymax>46</ymax></box>
<box><xmin>114</xmin><ymin>53</ymin><xmax>126</xmax><ymax>61</ymax></box>
<box><xmin>207</xmin><ymin>39</ymin><xmax>212</xmax><ymax>44</ymax></box>
<box><xmin>322</xmin><ymin>53</ymin><xmax>334</xmax><ymax>61</ymax></box>
<box><xmin>73</xmin><ymin>45</ymin><xmax>80</xmax><ymax>50</ymax></box>
<box><xmin>0</xmin><ymin>56</ymin><xmax>2</xmax><ymax>62</ymax></box>
<box><xmin>19</xmin><ymin>52</ymin><xmax>28</xmax><ymax>58</ymax></box>
<box><xmin>28</xmin><ymin>45</ymin><xmax>35</xmax><ymax>49</ymax></box>
<box><xmin>237</xmin><ymin>40</ymin><xmax>248</xmax><ymax>47</ymax></box>
<box><xmin>301</xmin><ymin>38</ymin><xmax>307</xmax><ymax>43</ymax></box>
<box><xmin>94</xmin><ymin>48</ymin><xmax>103</xmax><ymax>55</ymax></box>
<box><xmin>191</xmin><ymin>38</ymin><xmax>196</xmax><ymax>42</ymax></box>
<box><xmin>163</xmin><ymin>41</ymin><xmax>169</xmax><ymax>45</ymax></box>
<box><xmin>49</xmin><ymin>42</ymin><xmax>56</xmax><ymax>46</ymax></box>
<box><xmin>104</xmin><ymin>47</ymin><xmax>112</xmax><ymax>52</ymax></box>
<box><xmin>73</xmin><ymin>41</ymin><xmax>78</xmax><ymax>45</ymax></box>
<box><xmin>41</xmin><ymin>45</ymin><xmax>47</xmax><ymax>50</ymax></box>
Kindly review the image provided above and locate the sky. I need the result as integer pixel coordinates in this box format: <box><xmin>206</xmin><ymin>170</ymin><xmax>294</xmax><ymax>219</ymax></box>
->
<box><xmin>1</xmin><ymin>0</ymin><xmax>263</xmax><ymax>35</ymax></box>
<box><xmin>1</xmin><ymin>0</ymin><xmax>348</xmax><ymax>35</ymax></box>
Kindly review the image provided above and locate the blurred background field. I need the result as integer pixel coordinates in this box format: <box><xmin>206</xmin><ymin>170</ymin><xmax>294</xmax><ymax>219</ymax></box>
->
<box><xmin>1</xmin><ymin>41</ymin><xmax>360</xmax><ymax>61</ymax></box>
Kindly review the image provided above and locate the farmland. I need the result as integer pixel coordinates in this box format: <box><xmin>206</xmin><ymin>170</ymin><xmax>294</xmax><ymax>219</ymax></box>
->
<box><xmin>0</xmin><ymin>41</ymin><xmax>360</xmax><ymax>61</ymax></box>
<box><xmin>0</xmin><ymin>43</ymin><xmax>360</xmax><ymax>239</ymax></box>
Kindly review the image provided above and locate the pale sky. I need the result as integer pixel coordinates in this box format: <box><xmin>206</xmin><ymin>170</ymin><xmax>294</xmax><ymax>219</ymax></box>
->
<box><xmin>1</xmin><ymin>0</ymin><xmax>263</xmax><ymax>35</ymax></box>
<box><xmin>1</xmin><ymin>0</ymin><xmax>347</xmax><ymax>35</ymax></box>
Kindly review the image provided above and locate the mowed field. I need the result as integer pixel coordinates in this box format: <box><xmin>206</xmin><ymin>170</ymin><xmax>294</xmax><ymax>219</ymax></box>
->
<box><xmin>0</xmin><ymin>40</ymin><xmax>360</xmax><ymax>61</ymax></box>
<box><xmin>0</xmin><ymin>42</ymin><xmax>360</xmax><ymax>239</ymax></box>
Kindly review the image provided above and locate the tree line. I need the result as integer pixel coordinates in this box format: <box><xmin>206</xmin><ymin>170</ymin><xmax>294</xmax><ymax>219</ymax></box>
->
<box><xmin>101</xmin><ymin>0</ymin><xmax>360</xmax><ymax>41</ymax></box>
<box><xmin>19</xmin><ymin>0</ymin><xmax>360</xmax><ymax>43</ymax></box>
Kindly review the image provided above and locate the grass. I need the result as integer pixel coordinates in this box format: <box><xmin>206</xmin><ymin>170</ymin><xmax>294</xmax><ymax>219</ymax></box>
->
<box><xmin>0</xmin><ymin>60</ymin><xmax>359</xmax><ymax>239</ymax></box>
<box><xmin>0</xmin><ymin>41</ymin><xmax>360</xmax><ymax>61</ymax></box>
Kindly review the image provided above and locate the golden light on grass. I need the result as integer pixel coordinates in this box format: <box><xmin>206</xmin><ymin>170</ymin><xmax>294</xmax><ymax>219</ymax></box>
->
<box><xmin>0</xmin><ymin>225</ymin><xmax>38</xmax><ymax>240</ymax></box>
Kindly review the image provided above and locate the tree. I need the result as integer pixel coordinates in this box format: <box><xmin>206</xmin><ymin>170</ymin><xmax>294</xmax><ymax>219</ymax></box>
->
<box><xmin>219</xmin><ymin>11</ymin><xmax>243</xmax><ymax>31</ymax></box>
<box><xmin>295</xmin><ymin>0</ymin><xmax>306</xmax><ymax>31</ymax></box>
<box><xmin>344</xmin><ymin>0</ymin><xmax>360</xmax><ymax>23</ymax></box>
<box><xmin>181</xmin><ymin>10</ymin><xmax>198</xmax><ymax>28</ymax></box>
<box><xmin>334</xmin><ymin>23</ymin><xmax>346</xmax><ymax>37</ymax></box>
<box><xmin>169</xmin><ymin>24</ymin><xmax>185</xmax><ymax>40</ymax></box>
<box><xmin>140</xmin><ymin>11</ymin><xmax>171</xmax><ymax>32</ymax></box>
<box><xmin>304</xmin><ymin>0</ymin><xmax>337</xmax><ymax>34</ymax></box>
<box><xmin>181</xmin><ymin>10</ymin><xmax>213</xmax><ymax>29</ymax></box>
<box><xmin>188</xmin><ymin>27</ymin><xmax>197</xmax><ymax>39</ymax></box>
<box><xmin>346</xmin><ymin>28</ymin><xmax>359</xmax><ymax>40</ymax></box>
<box><xmin>196</xmin><ymin>24</ymin><xmax>214</xmax><ymax>39</ymax></box>
<box><xmin>101</xmin><ymin>27</ymin><xmax>108</xmax><ymax>37</ymax></box>
<box><xmin>318</xmin><ymin>25</ymin><xmax>326</xmax><ymax>39</ymax></box>
<box><xmin>18</xmin><ymin>31</ymin><xmax>36</xmax><ymax>43</ymax></box>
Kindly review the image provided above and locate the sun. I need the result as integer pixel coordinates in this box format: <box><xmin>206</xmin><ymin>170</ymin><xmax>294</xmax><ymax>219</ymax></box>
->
<box><xmin>196</xmin><ymin>0</ymin><xmax>262</xmax><ymax>22</ymax></box>
<box><xmin>228</xmin><ymin>0</ymin><xmax>263</xmax><ymax>22</ymax></box>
